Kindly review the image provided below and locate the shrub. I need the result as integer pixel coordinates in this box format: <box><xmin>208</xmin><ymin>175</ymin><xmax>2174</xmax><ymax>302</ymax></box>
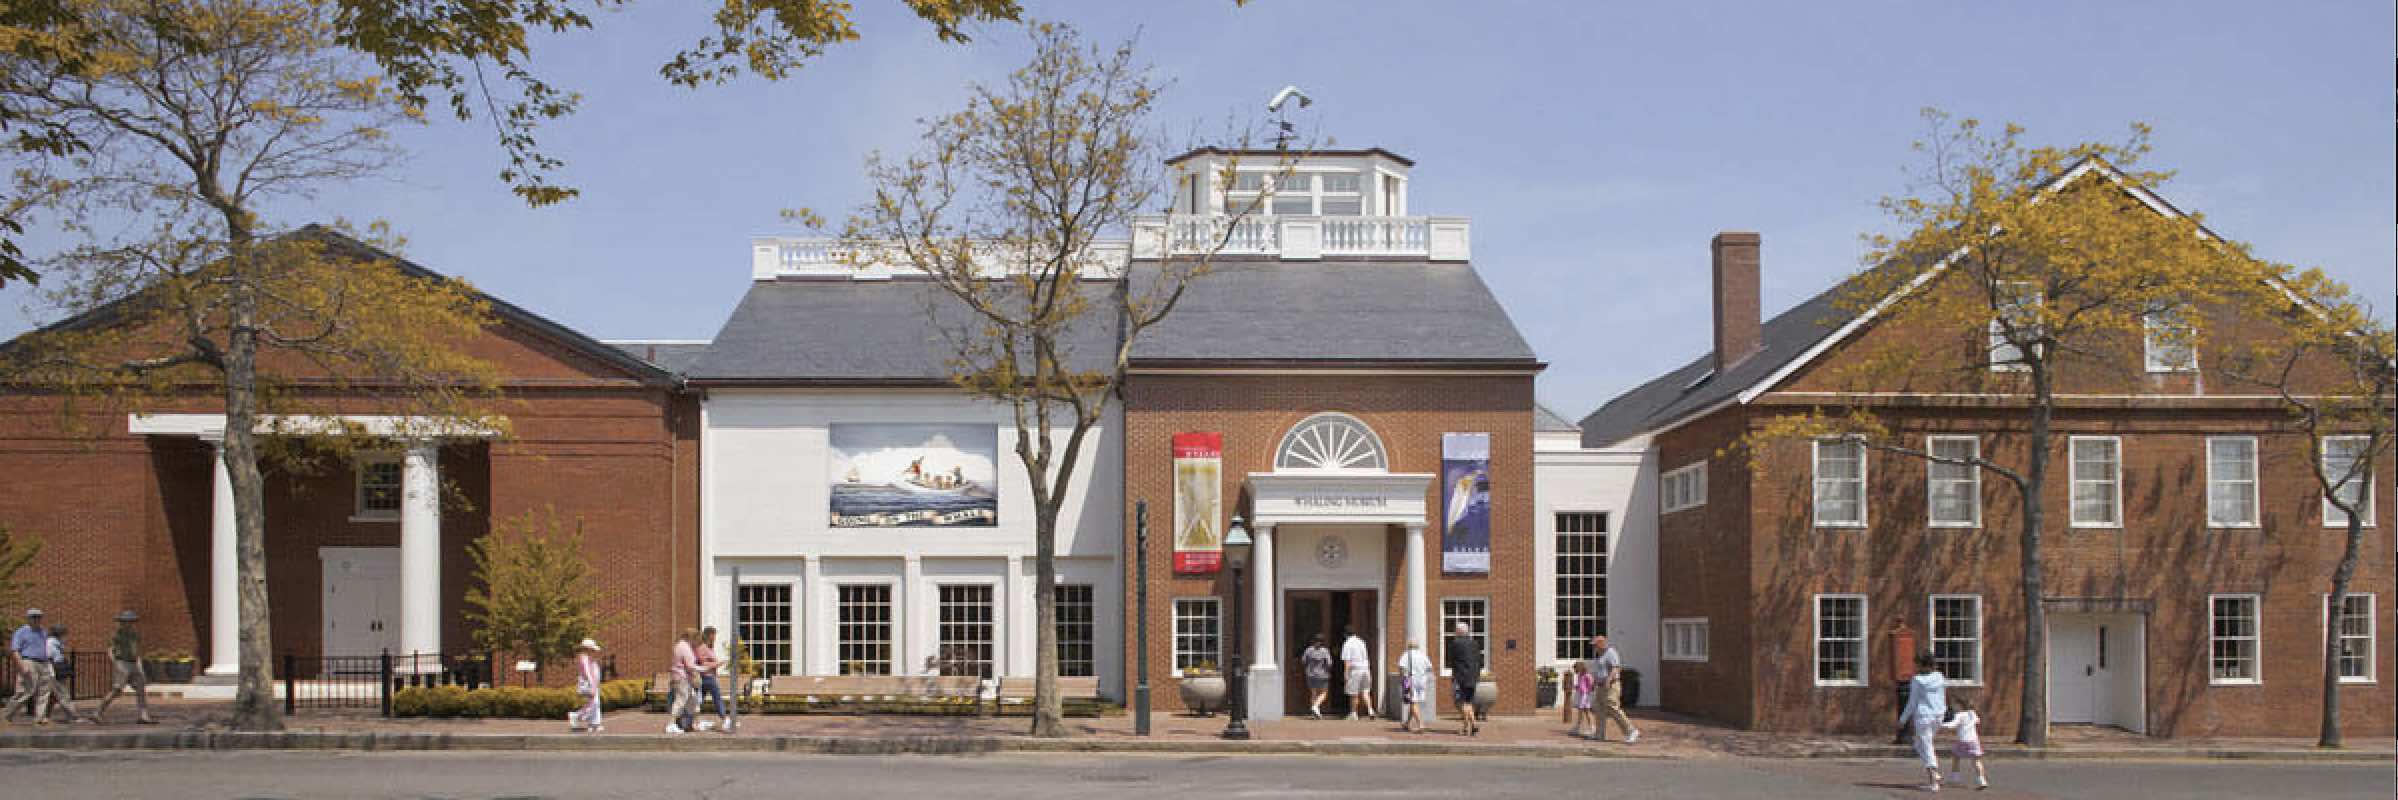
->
<box><xmin>390</xmin><ymin>679</ymin><xmax>650</xmax><ymax>718</ymax></box>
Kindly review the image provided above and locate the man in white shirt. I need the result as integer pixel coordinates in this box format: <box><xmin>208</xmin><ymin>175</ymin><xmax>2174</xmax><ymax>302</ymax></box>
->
<box><xmin>1339</xmin><ymin>628</ymin><xmax>1375</xmax><ymax>720</ymax></box>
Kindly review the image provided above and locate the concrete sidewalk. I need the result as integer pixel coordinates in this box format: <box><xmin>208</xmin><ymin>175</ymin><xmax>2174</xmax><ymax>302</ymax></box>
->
<box><xmin>4</xmin><ymin>699</ymin><xmax>2387</xmax><ymax>763</ymax></box>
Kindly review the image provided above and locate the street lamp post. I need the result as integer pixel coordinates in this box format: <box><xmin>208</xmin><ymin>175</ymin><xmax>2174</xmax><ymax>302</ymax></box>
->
<box><xmin>1220</xmin><ymin>516</ymin><xmax>1254</xmax><ymax>741</ymax></box>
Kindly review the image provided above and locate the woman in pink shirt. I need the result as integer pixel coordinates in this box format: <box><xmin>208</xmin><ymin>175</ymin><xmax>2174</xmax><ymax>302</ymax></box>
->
<box><xmin>693</xmin><ymin>627</ymin><xmax>730</xmax><ymax>732</ymax></box>
<box><xmin>572</xmin><ymin>638</ymin><xmax>604</xmax><ymax>733</ymax></box>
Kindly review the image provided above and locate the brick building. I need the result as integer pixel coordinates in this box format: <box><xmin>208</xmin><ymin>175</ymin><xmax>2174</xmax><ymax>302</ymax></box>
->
<box><xmin>1580</xmin><ymin>166</ymin><xmax>2394</xmax><ymax>738</ymax></box>
<box><xmin>0</xmin><ymin>230</ymin><xmax>699</xmax><ymax>686</ymax></box>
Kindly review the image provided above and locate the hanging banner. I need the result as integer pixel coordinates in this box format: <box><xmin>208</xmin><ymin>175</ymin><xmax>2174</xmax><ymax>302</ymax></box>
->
<box><xmin>1172</xmin><ymin>432</ymin><xmax>1225</xmax><ymax>574</ymax></box>
<box><xmin>1441</xmin><ymin>432</ymin><xmax>1492</xmax><ymax>573</ymax></box>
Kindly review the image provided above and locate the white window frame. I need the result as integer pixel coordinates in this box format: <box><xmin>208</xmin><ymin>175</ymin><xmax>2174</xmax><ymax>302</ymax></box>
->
<box><xmin>1552</xmin><ymin>512</ymin><xmax>1609</xmax><ymax>661</ymax></box>
<box><xmin>1988</xmin><ymin>282</ymin><xmax>2043</xmax><ymax>372</ymax></box>
<box><xmin>1812</xmin><ymin>439</ymin><xmax>1868</xmax><ymax>529</ymax></box>
<box><xmin>834</xmin><ymin>582</ymin><xmax>897</xmax><ymax>676</ymax></box>
<box><xmin>2208</xmin><ymin>593</ymin><xmax>2261</xmax><ymax>686</ymax></box>
<box><xmin>1814</xmin><ymin>594</ymin><xmax>1869</xmax><ymax>687</ymax></box>
<box><xmin>1225</xmin><ymin>168</ymin><xmax>1365</xmax><ymax>217</ymax></box>
<box><xmin>1053</xmin><ymin>583</ymin><xmax>1097</xmax><ymax>679</ymax></box>
<box><xmin>2069</xmin><ymin>436</ymin><xmax>2123</xmax><ymax>528</ymax></box>
<box><xmin>1440</xmin><ymin>597</ymin><xmax>1491</xmax><ymax>678</ymax></box>
<box><xmin>1661</xmin><ymin>618</ymin><xmax>1709</xmax><ymax>662</ymax></box>
<box><xmin>2321</xmin><ymin>435</ymin><xmax>2377</xmax><ymax>528</ymax></box>
<box><xmin>2143</xmin><ymin>307</ymin><xmax>2199</xmax><ymax>373</ymax></box>
<box><xmin>2326</xmin><ymin>592</ymin><xmax>2376</xmax><ymax>684</ymax></box>
<box><xmin>351</xmin><ymin>452</ymin><xmax>403</xmax><ymax>522</ymax></box>
<box><xmin>1928</xmin><ymin>594</ymin><xmax>1982</xmax><ymax>686</ymax></box>
<box><xmin>933</xmin><ymin>582</ymin><xmax>997</xmax><ymax>680</ymax></box>
<box><xmin>1661</xmin><ymin>462</ymin><xmax>1707</xmax><ymax>513</ymax></box>
<box><xmin>1172</xmin><ymin>598</ymin><xmax>1221</xmax><ymax>676</ymax></box>
<box><xmin>734</xmin><ymin>583</ymin><xmax>797</xmax><ymax>677</ymax></box>
<box><xmin>2205</xmin><ymin>436</ymin><xmax>2261</xmax><ymax>529</ymax></box>
<box><xmin>1926</xmin><ymin>435</ymin><xmax>1981</xmax><ymax>528</ymax></box>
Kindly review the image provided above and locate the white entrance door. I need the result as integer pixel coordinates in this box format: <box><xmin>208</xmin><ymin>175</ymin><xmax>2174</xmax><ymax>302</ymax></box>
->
<box><xmin>2048</xmin><ymin>616</ymin><xmax>2101</xmax><ymax>723</ymax></box>
<box><xmin>322</xmin><ymin>548</ymin><xmax>401</xmax><ymax>657</ymax></box>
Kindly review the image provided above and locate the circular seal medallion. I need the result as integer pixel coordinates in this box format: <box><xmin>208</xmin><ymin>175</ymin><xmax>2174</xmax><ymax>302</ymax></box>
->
<box><xmin>1314</xmin><ymin>536</ymin><xmax>1348</xmax><ymax>569</ymax></box>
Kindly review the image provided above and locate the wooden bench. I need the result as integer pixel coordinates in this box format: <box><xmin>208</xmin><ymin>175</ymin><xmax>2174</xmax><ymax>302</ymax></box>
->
<box><xmin>990</xmin><ymin>676</ymin><xmax>1105</xmax><ymax>716</ymax></box>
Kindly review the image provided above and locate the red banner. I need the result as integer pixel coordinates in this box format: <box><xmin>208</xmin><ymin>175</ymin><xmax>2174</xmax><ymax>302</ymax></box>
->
<box><xmin>1172</xmin><ymin>432</ymin><xmax>1223</xmax><ymax>574</ymax></box>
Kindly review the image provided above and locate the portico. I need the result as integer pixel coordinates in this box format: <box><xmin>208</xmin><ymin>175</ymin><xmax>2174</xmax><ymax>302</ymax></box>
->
<box><xmin>1237</xmin><ymin>413</ymin><xmax>1433</xmax><ymax>721</ymax></box>
<box><xmin>126</xmin><ymin>413</ymin><xmax>496</xmax><ymax>681</ymax></box>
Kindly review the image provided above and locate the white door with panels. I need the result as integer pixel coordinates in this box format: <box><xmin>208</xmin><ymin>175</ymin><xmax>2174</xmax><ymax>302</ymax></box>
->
<box><xmin>322</xmin><ymin>547</ymin><xmax>402</xmax><ymax>658</ymax></box>
<box><xmin>2047</xmin><ymin>613</ymin><xmax>2145</xmax><ymax>731</ymax></box>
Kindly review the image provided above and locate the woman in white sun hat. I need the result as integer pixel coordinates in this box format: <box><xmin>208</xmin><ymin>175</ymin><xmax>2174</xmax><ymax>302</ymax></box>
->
<box><xmin>572</xmin><ymin>638</ymin><xmax>605</xmax><ymax>733</ymax></box>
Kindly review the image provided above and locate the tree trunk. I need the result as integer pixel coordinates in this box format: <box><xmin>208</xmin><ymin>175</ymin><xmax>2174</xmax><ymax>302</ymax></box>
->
<box><xmin>2318</xmin><ymin>508</ymin><xmax>2366</xmax><ymax>747</ymax></box>
<box><xmin>2015</xmin><ymin>395</ymin><xmax>2052</xmax><ymax>747</ymax></box>
<box><xmin>1030</xmin><ymin>501</ymin><xmax>1064</xmax><ymax>737</ymax></box>
<box><xmin>223</xmin><ymin>279</ymin><xmax>282</xmax><ymax>731</ymax></box>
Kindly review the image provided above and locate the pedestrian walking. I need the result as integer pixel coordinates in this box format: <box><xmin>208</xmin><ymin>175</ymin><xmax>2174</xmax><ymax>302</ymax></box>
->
<box><xmin>571</xmin><ymin>638</ymin><xmax>604</xmax><ymax>733</ymax></box>
<box><xmin>1338</xmin><ymin>628</ymin><xmax>1375</xmax><ymax>720</ymax></box>
<box><xmin>95</xmin><ymin>611</ymin><xmax>155</xmax><ymax>725</ymax></box>
<box><xmin>694</xmin><ymin>627</ymin><xmax>730</xmax><ymax>732</ymax></box>
<box><xmin>1588</xmin><ymin>634</ymin><xmax>1640</xmax><ymax>742</ymax></box>
<box><xmin>1445</xmin><ymin>622</ymin><xmax>1482</xmax><ymax>736</ymax></box>
<box><xmin>1396</xmin><ymin>639</ymin><xmax>1433</xmax><ymax>734</ymax></box>
<box><xmin>5</xmin><ymin>609</ymin><xmax>53</xmax><ymax>724</ymax></box>
<box><xmin>1897</xmin><ymin>652</ymin><xmax>1949</xmax><ymax>792</ymax></box>
<box><xmin>1940</xmin><ymin>695</ymin><xmax>1990</xmax><ymax>791</ymax></box>
<box><xmin>41</xmin><ymin>624</ymin><xmax>85</xmax><ymax>723</ymax></box>
<box><xmin>1300</xmin><ymin>634</ymin><xmax>1333</xmax><ymax>720</ymax></box>
<box><xmin>666</xmin><ymin>629</ymin><xmax>699</xmax><ymax>734</ymax></box>
<box><xmin>1569</xmin><ymin>660</ymin><xmax>1596</xmax><ymax>738</ymax></box>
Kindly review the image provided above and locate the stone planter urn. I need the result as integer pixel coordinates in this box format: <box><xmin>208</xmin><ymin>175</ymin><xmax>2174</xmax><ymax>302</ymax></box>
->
<box><xmin>1178</xmin><ymin>673</ymin><xmax>1225</xmax><ymax>715</ymax></box>
<box><xmin>1473</xmin><ymin>675</ymin><xmax>1498</xmax><ymax>715</ymax></box>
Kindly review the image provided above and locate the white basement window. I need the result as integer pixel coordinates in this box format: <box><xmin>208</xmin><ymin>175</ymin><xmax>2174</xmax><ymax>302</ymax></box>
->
<box><xmin>1661</xmin><ymin>618</ymin><xmax>1709</xmax><ymax>662</ymax></box>
<box><xmin>1661</xmin><ymin>462</ymin><xmax>1707</xmax><ymax>513</ymax></box>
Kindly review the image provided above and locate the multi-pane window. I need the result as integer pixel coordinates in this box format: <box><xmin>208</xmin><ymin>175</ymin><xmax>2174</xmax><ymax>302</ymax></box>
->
<box><xmin>935</xmin><ymin>585</ymin><xmax>995</xmax><ymax>679</ymax></box>
<box><xmin>2143</xmin><ymin>307</ymin><xmax>2198</xmax><ymax>372</ymax></box>
<box><xmin>1553</xmin><ymin>512</ymin><xmax>1609</xmax><ymax>661</ymax></box>
<box><xmin>2322</xmin><ymin>435</ymin><xmax>2376</xmax><ymax>528</ymax></box>
<box><xmin>1989</xmin><ymin>282</ymin><xmax>2043</xmax><ymax>371</ymax></box>
<box><xmin>2331</xmin><ymin>593</ymin><xmax>2375</xmax><ymax>683</ymax></box>
<box><xmin>1815</xmin><ymin>594</ymin><xmax>1867</xmax><ymax>686</ymax></box>
<box><xmin>1662</xmin><ymin>462</ymin><xmax>1707</xmax><ymax>513</ymax></box>
<box><xmin>1927</xmin><ymin>435</ymin><xmax>1980</xmax><ymax>527</ymax></box>
<box><xmin>1661</xmin><ymin>618</ymin><xmax>1709</xmax><ymax>662</ymax></box>
<box><xmin>2070</xmin><ymin>437</ymin><xmax>2122</xmax><ymax>527</ymax></box>
<box><xmin>1813</xmin><ymin>439</ymin><xmax>1866</xmax><ymax>527</ymax></box>
<box><xmin>2209</xmin><ymin>594</ymin><xmax>2260</xmax><ymax>684</ymax></box>
<box><xmin>1054</xmin><ymin>584</ymin><xmax>1096</xmax><ymax>678</ymax></box>
<box><xmin>1227</xmin><ymin>170</ymin><xmax>1364</xmax><ymax>216</ymax></box>
<box><xmin>2207</xmin><ymin>437</ymin><xmax>2260</xmax><ymax>528</ymax></box>
<box><xmin>1172</xmin><ymin>598</ymin><xmax>1220</xmax><ymax>673</ymax></box>
<box><xmin>1441</xmin><ymin>598</ymin><xmax>1490</xmax><ymax>677</ymax></box>
<box><xmin>836</xmin><ymin>584</ymin><xmax>894</xmax><ymax>676</ymax></box>
<box><xmin>1930</xmin><ymin>595</ymin><xmax>1982</xmax><ymax>684</ymax></box>
<box><xmin>354</xmin><ymin>454</ymin><xmax>402</xmax><ymax>520</ymax></box>
<box><xmin>735</xmin><ymin>584</ymin><xmax>795</xmax><ymax>677</ymax></box>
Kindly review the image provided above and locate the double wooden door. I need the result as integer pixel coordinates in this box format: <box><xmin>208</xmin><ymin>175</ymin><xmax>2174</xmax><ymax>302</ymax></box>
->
<box><xmin>1284</xmin><ymin>589</ymin><xmax>1378</xmax><ymax>714</ymax></box>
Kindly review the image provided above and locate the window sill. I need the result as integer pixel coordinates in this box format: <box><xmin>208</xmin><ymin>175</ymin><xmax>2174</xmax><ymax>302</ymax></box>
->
<box><xmin>1815</xmin><ymin>523</ymin><xmax>1868</xmax><ymax>530</ymax></box>
<box><xmin>2336</xmin><ymin>677</ymin><xmax>2375</xmax><ymax>685</ymax></box>
<box><xmin>1663</xmin><ymin>505</ymin><xmax>1704</xmax><ymax>515</ymax></box>
<box><xmin>1662</xmin><ymin>656</ymin><xmax>1708</xmax><ymax>663</ymax></box>
<box><xmin>1815</xmin><ymin>681</ymin><xmax>1869</xmax><ymax>689</ymax></box>
<box><xmin>2207</xmin><ymin>678</ymin><xmax>2261</xmax><ymax>687</ymax></box>
<box><xmin>1944</xmin><ymin>680</ymin><xmax>1984</xmax><ymax>688</ymax></box>
<box><xmin>1928</xmin><ymin>522</ymin><xmax>1980</xmax><ymax>530</ymax></box>
<box><xmin>2206</xmin><ymin>523</ymin><xmax>2262</xmax><ymax>531</ymax></box>
<box><xmin>2068</xmin><ymin>522</ymin><xmax>2122</xmax><ymax>530</ymax></box>
<box><xmin>348</xmin><ymin>515</ymin><xmax>400</xmax><ymax>524</ymax></box>
<box><xmin>2322</xmin><ymin>522</ymin><xmax>2377</xmax><ymax>529</ymax></box>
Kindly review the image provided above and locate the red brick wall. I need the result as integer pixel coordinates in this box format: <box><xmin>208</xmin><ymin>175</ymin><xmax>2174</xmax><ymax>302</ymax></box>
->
<box><xmin>1650</xmin><ymin>408</ymin><xmax>1759</xmax><ymax>727</ymax></box>
<box><xmin>1119</xmin><ymin>371</ymin><xmax>1539</xmax><ymax>714</ymax></box>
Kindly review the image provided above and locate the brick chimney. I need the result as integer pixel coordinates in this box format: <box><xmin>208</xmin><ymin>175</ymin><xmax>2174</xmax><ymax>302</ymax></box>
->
<box><xmin>1711</xmin><ymin>232</ymin><xmax>1762</xmax><ymax>373</ymax></box>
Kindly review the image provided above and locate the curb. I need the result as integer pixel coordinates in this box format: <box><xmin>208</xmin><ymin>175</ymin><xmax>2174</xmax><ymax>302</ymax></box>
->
<box><xmin>4</xmin><ymin>732</ymin><xmax>2391</xmax><ymax>762</ymax></box>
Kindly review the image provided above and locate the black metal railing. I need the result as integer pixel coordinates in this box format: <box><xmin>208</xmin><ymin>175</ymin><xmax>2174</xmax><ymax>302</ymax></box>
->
<box><xmin>0</xmin><ymin>650</ymin><xmax>113</xmax><ymax>703</ymax></box>
<box><xmin>280</xmin><ymin>650</ymin><xmax>498</xmax><ymax>716</ymax></box>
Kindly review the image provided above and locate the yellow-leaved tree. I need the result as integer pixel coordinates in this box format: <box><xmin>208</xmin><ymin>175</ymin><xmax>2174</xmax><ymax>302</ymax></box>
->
<box><xmin>2218</xmin><ymin>272</ymin><xmax>2394</xmax><ymax>748</ymax></box>
<box><xmin>0</xmin><ymin>0</ymin><xmax>506</xmax><ymax>730</ymax></box>
<box><xmin>466</xmin><ymin>509</ymin><xmax>611</xmax><ymax>680</ymax></box>
<box><xmin>1746</xmin><ymin>110</ymin><xmax>2275</xmax><ymax>746</ymax></box>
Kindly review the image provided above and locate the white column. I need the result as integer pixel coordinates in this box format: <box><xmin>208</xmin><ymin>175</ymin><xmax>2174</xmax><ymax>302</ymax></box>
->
<box><xmin>1246</xmin><ymin>523</ymin><xmax>1282</xmax><ymax>720</ymax></box>
<box><xmin>1005</xmin><ymin>555</ymin><xmax>1028</xmax><ymax>679</ymax></box>
<box><xmin>902</xmin><ymin>555</ymin><xmax>924</xmax><ymax>675</ymax></box>
<box><xmin>202</xmin><ymin>434</ymin><xmax>238</xmax><ymax>679</ymax></box>
<box><xmin>802</xmin><ymin>555</ymin><xmax>824</xmax><ymax>675</ymax></box>
<box><xmin>1404</xmin><ymin>522</ymin><xmax>1430</xmax><ymax>719</ymax></box>
<box><xmin>398</xmin><ymin>441</ymin><xmax>443</xmax><ymax>664</ymax></box>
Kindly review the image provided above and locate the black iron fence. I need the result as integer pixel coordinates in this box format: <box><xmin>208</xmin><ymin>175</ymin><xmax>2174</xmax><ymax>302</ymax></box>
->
<box><xmin>280</xmin><ymin>650</ymin><xmax>497</xmax><ymax>716</ymax></box>
<box><xmin>0</xmin><ymin>650</ymin><xmax>112</xmax><ymax>704</ymax></box>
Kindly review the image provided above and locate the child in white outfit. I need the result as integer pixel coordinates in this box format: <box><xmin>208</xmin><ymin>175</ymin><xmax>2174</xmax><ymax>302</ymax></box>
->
<box><xmin>1940</xmin><ymin>696</ymin><xmax>1990</xmax><ymax>790</ymax></box>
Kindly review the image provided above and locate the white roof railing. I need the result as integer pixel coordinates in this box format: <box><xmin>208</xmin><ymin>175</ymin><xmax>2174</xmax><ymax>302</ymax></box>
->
<box><xmin>751</xmin><ymin>214</ymin><xmax>1468</xmax><ymax>279</ymax></box>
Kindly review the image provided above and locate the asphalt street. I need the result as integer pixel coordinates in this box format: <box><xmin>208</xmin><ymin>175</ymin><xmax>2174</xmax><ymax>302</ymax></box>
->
<box><xmin>0</xmin><ymin>750</ymin><xmax>2388</xmax><ymax>799</ymax></box>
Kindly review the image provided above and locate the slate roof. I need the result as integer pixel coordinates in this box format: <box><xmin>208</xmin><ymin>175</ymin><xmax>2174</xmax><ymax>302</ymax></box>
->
<box><xmin>1127</xmin><ymin>259</ymin><xmax>1538</xmax><ymax>365</ymax></box>
<box><xmin>1533</xmin><ymin>403</ymin><xmax>1580</xmax><ymax>433</ymax></box>
<box><xmin>605</xmin><ymin>340</ymin><xmax>710</xmax><ymax>376</ymax></box>
<box><xmin>685</xmin><ymin>278</ymin><xmax>1118</xmax><ymax>384</ymax></box>
<box><xmin>1578</xmin><ymin>279</ymin><xmax>1860</xmax><ymax>448</ymax></box>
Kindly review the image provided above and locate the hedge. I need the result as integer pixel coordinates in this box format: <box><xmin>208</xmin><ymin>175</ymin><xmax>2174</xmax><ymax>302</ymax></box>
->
<box><xmin>391</xmin><ymin>679</ymin><xmax>648</xmax><ymax>718</ymax></box>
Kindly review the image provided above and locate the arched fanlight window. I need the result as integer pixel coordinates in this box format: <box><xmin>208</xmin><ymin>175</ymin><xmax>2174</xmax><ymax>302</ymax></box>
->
<box><xmin>1274</xmin><ymin>413</ymin><xmax>1388</xmax><ymax>471</ymax></box>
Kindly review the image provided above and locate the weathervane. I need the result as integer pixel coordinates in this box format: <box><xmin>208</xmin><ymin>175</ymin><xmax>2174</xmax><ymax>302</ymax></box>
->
<box><xmin>1267</xmin><ymin>85</ymin><xmax>1312</xmax><ymax>150</ymax></box>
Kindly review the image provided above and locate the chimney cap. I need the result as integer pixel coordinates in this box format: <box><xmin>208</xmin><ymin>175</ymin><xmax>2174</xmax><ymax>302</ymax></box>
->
<box><xmin>1713</xmin><ymin>231</ymin><xmax>1761</xmax><ymax>245</ymax></box>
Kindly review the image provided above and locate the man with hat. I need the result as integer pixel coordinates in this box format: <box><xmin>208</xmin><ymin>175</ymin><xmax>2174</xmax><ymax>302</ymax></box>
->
<box><xmin>5</xmin><ymin>608</ymin><xmax>54</xmax><ymax>724</ymax></box>
<box><xmin>96</xmin><ymin>610</ymin><xmax>156</xmax><ymax>724</ymax></box>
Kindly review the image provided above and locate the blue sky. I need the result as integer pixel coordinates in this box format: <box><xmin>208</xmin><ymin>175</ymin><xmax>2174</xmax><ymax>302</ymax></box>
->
<box><xmin>5</xmin><ymin>1</ymin><xmax>2391</xmax><ymax>418</ymax></box>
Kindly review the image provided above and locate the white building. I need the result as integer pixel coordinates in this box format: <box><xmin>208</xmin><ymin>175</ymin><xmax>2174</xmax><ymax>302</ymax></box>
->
<box><xmin>1530</xmin><ymin>409</ymin><xmax>1660</xmax><ymax>705</ymax></box>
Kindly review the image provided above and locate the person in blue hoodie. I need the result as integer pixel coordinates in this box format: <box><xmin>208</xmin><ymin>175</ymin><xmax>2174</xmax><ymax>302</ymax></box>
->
<box><xmin>1896</xmin><ymin>652</ymin><xmax>1949</xmax><ymax>792</ymax></box>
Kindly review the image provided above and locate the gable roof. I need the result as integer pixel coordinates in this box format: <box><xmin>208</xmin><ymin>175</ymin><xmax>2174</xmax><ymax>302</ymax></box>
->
<box><xmin>1580</xmin><ymin>157</ymin><xmax>2199</xmax><ymax>448</ymax></box>
<box><xmin>1127</xmin><ymin>259</ymin><xmax>1539</xmax><ymax>366</ymax></box>
<box><xmin>1533</xmin><ymin>403</ymin><xmax>1580</xmax><ymax>433</ymax></box>
<box><xmin>605</xmin><ymin>340</ymin><xmax>710</xmax><ymax>376</ymax></box>
<box><xmin>6</xmin><ymin>226</ymin><xmax>676</xmax><ymax>387</ymax></box>
<box><xmin>686</xmin><ymin>278</ymin><xmax>1119</xmax><ymax>385</ymax></box>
